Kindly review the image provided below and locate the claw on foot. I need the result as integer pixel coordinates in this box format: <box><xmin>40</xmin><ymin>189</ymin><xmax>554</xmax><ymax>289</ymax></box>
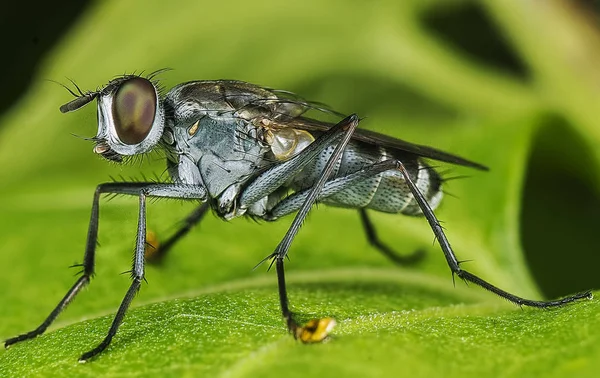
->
<box><xmin>295</xmin><ymin>317</ymin><xmax>336</xmax><ymax>343</ymax></box>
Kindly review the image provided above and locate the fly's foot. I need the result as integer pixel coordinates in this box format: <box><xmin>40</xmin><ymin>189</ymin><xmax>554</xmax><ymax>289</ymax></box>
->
<box><xmin>144</xmin><ymin>230</ymin><xmax>161</xmax><ymax>263</ymax></box>
<box><xmin>293</xmin><ymin>317</ymin><xmax>337</xmax><ymax>343</ymax></box>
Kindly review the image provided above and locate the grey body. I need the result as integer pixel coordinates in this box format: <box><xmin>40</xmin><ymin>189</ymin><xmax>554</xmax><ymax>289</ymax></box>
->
<box><xmin>161</xmin><ymin>80</ymin><xmax>443</xmax><ymax>221</ymax></box>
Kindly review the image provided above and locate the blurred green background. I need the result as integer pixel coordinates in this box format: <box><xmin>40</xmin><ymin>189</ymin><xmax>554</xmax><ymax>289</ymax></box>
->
<box><xmin>1</xmin><ymin>0</ymin><xmax>599</xmax><ymax>376</ymax></box>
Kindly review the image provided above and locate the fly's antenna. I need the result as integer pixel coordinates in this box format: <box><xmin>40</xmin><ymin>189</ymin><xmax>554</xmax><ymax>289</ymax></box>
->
<box><xmin>48</xmin><ymin>78</ymin><xmax>99</xmax><ymax>113</ymax></box>
<box><xmin>59</xmin><ymin>92</ymin><xmax>98</xmax><ymax>113</ymax></box>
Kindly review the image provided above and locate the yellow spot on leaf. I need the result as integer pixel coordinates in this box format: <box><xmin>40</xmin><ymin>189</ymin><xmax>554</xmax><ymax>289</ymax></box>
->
<box><xmin>296</xmin><ymin>317</ymin><xmax>336</xmax><ymax>343</ymax></box>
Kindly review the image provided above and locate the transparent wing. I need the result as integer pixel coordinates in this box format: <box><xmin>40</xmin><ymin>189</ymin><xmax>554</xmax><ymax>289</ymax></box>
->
<box><xmin>272</xmin><ymin>117</ymin><xmax>489</xmax><ymax>171</ymax></box>
<box><xmin>205</xmin><ymin>81</ymin><xmax>487</xmax><ymax>171</ymax></box>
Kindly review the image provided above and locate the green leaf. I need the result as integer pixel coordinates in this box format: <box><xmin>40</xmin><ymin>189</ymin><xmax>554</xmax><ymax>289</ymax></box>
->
<box><xmin>1</xmin><ymin>0</ymin><xmax>598</xmax><ymax>376</ymax></box>
<box><xmin>2</xmin><ymin>272</ymin><xmax>599</xmax><ymax>377</ymax></box>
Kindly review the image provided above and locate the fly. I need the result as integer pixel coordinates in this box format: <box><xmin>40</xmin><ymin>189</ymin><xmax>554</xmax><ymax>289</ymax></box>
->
<box><xmin>4</xmin><ymin>71</ymin><xmax>593</xmax><ymax>361</ymax></box>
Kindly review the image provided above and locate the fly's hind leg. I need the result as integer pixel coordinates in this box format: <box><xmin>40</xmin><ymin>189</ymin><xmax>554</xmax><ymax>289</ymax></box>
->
<box><xmin>359</xmin><ymin>208</ymin><xmax>425</xmax><ymax>265</ymax></box>
<box><xmin>145</xmin><ymin>202</ymin><xmax>210</xmax><ymax>263</ymax></box>
<box><xmin>395</xmin><ymin>161</ymin><xmax>592</xmax><ymax>307</ymax></box>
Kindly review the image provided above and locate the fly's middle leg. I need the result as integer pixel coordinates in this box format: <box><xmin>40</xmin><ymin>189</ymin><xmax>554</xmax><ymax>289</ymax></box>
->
<box><xmin>244</xmin><ymin>114</ymin><xmax>360</xmax><ymax>341</ymax></box>
<box><xmin>267</xmin><ymin>162</ymin><xmax>404</xmax><ymax>341</ymax></box>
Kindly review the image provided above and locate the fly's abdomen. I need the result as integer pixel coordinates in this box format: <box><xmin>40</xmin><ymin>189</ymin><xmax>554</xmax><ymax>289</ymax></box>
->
<box><xmin>290</xmin><ymin>141</ymin><xmax>443</xmax><ymax>215</ymax></box>
<box><xmin>365</xmin><ymin>158</ymin><xmax>443</xmax><ymax>215</ymax></box>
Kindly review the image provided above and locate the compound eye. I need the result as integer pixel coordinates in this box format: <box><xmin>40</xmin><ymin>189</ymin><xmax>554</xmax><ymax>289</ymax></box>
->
<box><xmin>113</xmin><ymin>78</ymin><xmax>157</xmax><ymax>145</ymax></box>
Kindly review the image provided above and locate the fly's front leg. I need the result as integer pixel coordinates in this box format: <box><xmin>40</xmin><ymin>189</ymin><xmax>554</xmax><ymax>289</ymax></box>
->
<box><xmin>359</xmin><ymin>209</ymin><xmax>425</xmax><ymax>265</ymax></box>
<box><xmin>5</xmin><ymin>182</ymin><xmax>207</xmax><ymax>361</ymax></box>
<box><xmin>145</xmin><ymin>202</ymin><xmax>210</xmax><ymax>264</ymax></box>
<box><xmin>80</xmin><ymin>190</ymin><xmax>148</xmax><ymax>362</ymax></box>
<box><xmin>4</xmin><ymin>183</ymin><xmax>106</xmax><ymax>350</ymax></box>
<box><xmin>79</xmin><ymin>182</ymin><xmax>206</xmax><ymax>361</ymax></box>
<box><xmin>395</xmin><ymin>161</ymin><xmax>593</xmax><ymax>307</ymax></box>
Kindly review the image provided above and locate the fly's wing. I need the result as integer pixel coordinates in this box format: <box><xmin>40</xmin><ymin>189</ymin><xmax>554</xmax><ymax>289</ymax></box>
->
<box><xmin>205</xmin><ymin>82</ymin><xmax>486</xmax><ymax>170</ymax></box>
<box><xmin>274</xmin><ymin>117</ymin><xmax>489</xmax><ymax>171</ymax></box>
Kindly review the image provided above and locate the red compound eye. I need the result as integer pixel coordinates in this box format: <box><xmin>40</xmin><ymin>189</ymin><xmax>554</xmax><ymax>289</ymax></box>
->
<box><xmin>112</xmin><ymin>77</ymin><xmax>157</xmax><ymax>145</ymax></box>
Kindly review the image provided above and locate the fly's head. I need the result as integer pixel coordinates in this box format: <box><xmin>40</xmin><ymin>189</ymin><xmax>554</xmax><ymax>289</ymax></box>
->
<box><xmin>59</xmin><ymin>72</ymin><xmax>166</xmax><ymax>162</ymax></box>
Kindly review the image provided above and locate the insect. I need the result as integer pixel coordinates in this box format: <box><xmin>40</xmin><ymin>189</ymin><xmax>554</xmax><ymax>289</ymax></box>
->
<box><xmin>5</xmin><ymin>71</ymin><xmax>592</xmax><ymax>362</ymax></box>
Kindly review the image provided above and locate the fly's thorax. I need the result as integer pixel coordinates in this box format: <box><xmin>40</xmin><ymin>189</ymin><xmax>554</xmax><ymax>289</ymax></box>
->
<box><xmin>163</xmin><ymin>108</ymin><xmax>272</xmax><ymax>219</ymax></box>
<box><xmin>163</xmin><ymin>79</ymin><xmax>317</xmax><ymax>170</ymax></box>
<box><xmin>165</xmin><ymin>80</ymin><xmax>306</xmax><ymax>122</ymax></box>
